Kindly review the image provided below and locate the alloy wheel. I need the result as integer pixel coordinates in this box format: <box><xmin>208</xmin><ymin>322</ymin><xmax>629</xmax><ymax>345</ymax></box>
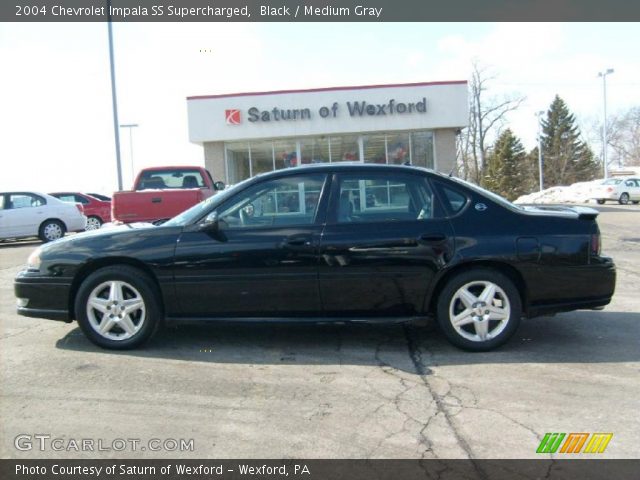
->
<box><xmin>86</xmin><ymin>217</ymin><xmax>102</xmax><ymax>230</ymax></box>
<box><xmin>86</xmin><ymin>280</ymin><xmax>146</xmax><ymax>341</ymax></box>
<box><xmin>448</xmin><ymin>280</ymin><xmax>511</xmax><ymax>342</ymax></box>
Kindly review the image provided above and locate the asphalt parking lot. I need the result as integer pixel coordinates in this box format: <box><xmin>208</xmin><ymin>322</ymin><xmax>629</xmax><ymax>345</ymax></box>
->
<box><xmin>1</xmin><ymin>204</ymin><xmax>639</xmax><ymax>459</ymax></box>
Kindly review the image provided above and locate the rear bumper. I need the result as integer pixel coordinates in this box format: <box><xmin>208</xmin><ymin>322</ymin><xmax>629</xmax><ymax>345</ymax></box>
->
<box><xmin>527</xmin><ymin>257</ymin><xmax>616</xmax><ymax>317</ymax></box>
<box><xmin>14</xmin><ymin>271</ymin><xmax>72</xmax><ymax>322</ymax></box>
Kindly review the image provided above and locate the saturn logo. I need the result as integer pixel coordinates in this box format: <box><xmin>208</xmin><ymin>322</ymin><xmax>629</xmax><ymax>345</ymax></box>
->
<box><xmin>225</xmin><ymin>109</ymin><xmax>241</xmax><ymax>125</ymax></box>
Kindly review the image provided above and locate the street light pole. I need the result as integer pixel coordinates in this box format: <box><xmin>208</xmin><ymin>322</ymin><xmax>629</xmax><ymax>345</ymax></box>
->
<box><xmin>119</xmin><ymin>124</ymin><xmax>139</xmax><ymax>183</ymax></box>
<box><xmin>535</xmin><ymin>110</ymin><xmax>545</xmax><ymax>191</ymax></box>
<box><xmin>598</xmin><ymin>68</ymin><xmax>614</xmax><ymax>179</ymax></box>
<box><xmin>107</xmin><ymin>0</ymin><xmax>123</xmax><ymax>191</ymax></box>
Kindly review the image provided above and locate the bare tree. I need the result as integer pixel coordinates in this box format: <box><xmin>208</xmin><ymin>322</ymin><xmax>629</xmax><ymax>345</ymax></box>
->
<box><xmin>458</xmin><ymin>61</ymin><xmax>526</xmax><ymax>185</ymax></box>
<box><xmin>586</xmin><ymin>107</ymin><xmax>640</xmax><ymax>169</ymax></box>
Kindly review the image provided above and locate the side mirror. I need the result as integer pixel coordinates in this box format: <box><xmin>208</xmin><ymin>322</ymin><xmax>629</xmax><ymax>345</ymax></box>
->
<box><xmin>199</xmin><ymin>211</ymin><xmax>219</xmax><ymax>232</ymax></box>
<box><xmin>214</xmin><ymin>181</ymin><xmax>225</xmax><ymax>191</ymax></box>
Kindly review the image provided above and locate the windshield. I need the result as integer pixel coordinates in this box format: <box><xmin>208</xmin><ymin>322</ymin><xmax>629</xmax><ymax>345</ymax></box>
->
<box><xmin>602</xmin><ymin>179</ymin><xmax>622</xmax><ymax>185</ymax></box>
<box><xmin>447</xmin><ymin>176</ymin><xmax>522</xmax><ymax>211</ymax></box>
<box><xmin>163</xmin><ymin>177</ymin><xmax>254</xmax><ymax>227</ymax></box>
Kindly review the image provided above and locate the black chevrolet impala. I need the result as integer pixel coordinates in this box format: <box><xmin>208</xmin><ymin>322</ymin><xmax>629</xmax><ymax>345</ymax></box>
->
<box><xmin>14</xmin><ymin>164</ymin><xmax>616</xmax><ymax>351</ymax></box>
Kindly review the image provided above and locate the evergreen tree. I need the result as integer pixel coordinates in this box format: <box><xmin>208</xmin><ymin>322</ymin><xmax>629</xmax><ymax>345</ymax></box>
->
<box><xmin>541</xmin><ymin>96</ymin><xmax>599</xmax><ymax>186</ymax></box>
<box><xmin>484</xmin><ymin>129</ymin><xmax>529</xmax><ymax>201</ymax></box>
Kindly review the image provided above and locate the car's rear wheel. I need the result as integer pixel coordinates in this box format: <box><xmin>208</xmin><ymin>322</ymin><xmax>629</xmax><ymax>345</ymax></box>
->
<box><xmin>619</xmin><ymin>193</ymin><xmax>630</xmax><ymax>205</ymax></box>
<box><xmin>436</xmin><ymin>269</ymin><xmax>522</xmax><ymax>351</ymax></box>
<box><xmin>39</xmin><ymin>220</ymin><xmax>65</xmax><ymax>242</ymax></box>
<box><xmin>632</xmin><ymin>201</ymin><xmax>639</xmax><ymax>205</ymax></box>
<box><xmin>75</xmin><ymin>266</ymin><xmax>161</xmax><ymax>349</ymax></box>
<box><xmin>596</xmin><ymin>199</ymin><xmax>606</xmax><ymax>205</ymax></box>
<box><xmin>85</xmin><ymin>216</ymin><xmax>102</xmax><ymax>230</ymax></box>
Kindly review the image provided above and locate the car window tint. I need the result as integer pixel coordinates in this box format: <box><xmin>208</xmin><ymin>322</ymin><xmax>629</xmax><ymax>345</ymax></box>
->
<box><xmin>56</xmin><ymin>194</ymin><xmax>76</xmax><ymax>203</ymax></box>
<box><xmin>440</xmin><ymin>185</ymin><xmax>468</xmax><ymax>214</ymax></box>
<box><xmin>336</xmin><ymin>173</ymin><xmax>437</xmax><ymax>223</ymax></box>
<box><xmin>219</xmin><ymin>174</ymin><xmax>326</xmax><ymax>228</ymax></box>
<box><xmin>74</xmin><ymin>195</ymin><xmax>90</xmax><ymax>204</ymax></box>
<box><xmin>9</xmin><ymin>193</ymin><xmax>45</xmax><ymax>209</ymax></box>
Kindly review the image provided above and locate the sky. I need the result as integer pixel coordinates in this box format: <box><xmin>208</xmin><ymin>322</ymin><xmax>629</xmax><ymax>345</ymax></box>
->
<box><xmin>1</xmin><ymin>22</ymin><xmax>639</xmax><ymax>195</ymax></box>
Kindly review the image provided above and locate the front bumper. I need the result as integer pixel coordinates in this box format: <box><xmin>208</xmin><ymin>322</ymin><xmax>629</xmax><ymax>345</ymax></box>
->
<box><xmin>14</xmin><ymin>270</ymin><xmax>73</xmax><ymax>322</ymax></box>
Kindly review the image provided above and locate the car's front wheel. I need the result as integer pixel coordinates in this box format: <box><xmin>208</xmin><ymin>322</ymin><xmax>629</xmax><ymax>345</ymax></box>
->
<box><xmin>75</xmin><ymin>266</ymin><xmax>161</xmax><ymax>349</ymax></box>
<box><xmin>619</xmin><ymin>193</ymin><xmax>630</xmax><ymax>205</ymax></box>
<box><xmin>85</xmin><ymin>216</ymin><xmax>103</xmax><ymax>230</ymax></box>
<box><xmin>596</xmin><ymin>199</ymin><xmax>606</xmax><ymax>205</ymax></box>
<box><xmin>39</xmin><ymin>220</ymin><xmax>65</xmax><ymax>242</ymax></box>
<box><xmin>436</xmin><ymin>269</ymin><xmax>522</xmax><ymax>351</ymax></box>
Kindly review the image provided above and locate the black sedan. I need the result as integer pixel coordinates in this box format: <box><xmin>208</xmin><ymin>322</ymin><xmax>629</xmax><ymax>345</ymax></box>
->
<box><xmin>14</xmin><ymin>164</ymin><xmax>616</xmax><ymax>351</ymax></box>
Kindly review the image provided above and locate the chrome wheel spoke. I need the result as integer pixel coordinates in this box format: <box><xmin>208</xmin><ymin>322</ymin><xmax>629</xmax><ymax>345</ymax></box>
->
<box><xmin>99</xmin><ymin>316</ymin><xmax>116</xmax><ymax>334</ymax></box>
<box><xmin>479</xmin><ymin>283</ymin><xmax>497</xmax><ymax>304</ymax></box>
<box><xmin>88</xmin><ymin>297</ymin><xmax>109</xmax><ymax>314</ymax></box>
<box><xmin>119</xmin><ymin>315</ymin><xmax>137</xmax><ymax>335</ymax></box>
<box><xmin>488</xmin><ymin>305</ymin><xmax>508</xmax><ymax>321</ymax></box>
<box><xmin>108</xmin><ymin>281</ymin><xmax>124</xmax><ymax>303</ymax></box>
<box><xmin>474</xmin><ymin>318</ymin><xmax>489</xmax><ymax>340</ymax></box>
<box><xmin>452</xmin><ymin>309</ymin><xmax>474</xmax><ymax>327</ymax></box>
<box><xmin>123</xmin><ymin>298</ymin><xmax>144</xmax><ymax>315</ymax></box>
<box><xmin>458</xmin><ymin>288</ymin><xmax>478</xmax><ymax>308</ymax></box>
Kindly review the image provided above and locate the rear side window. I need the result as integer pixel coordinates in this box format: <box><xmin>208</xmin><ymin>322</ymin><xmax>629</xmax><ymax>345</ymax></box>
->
<box><xmin>432</xmin><ymin>181</ymin><xmax>469</xmax><ymax>216</ymax></box>
<box><xmin>8</xmin><ymin>193</ymin><xmax>46</xmax><ymax>209</ymax></box>
<box><xmin>334</xmin><ymin>173</ymin><xmax>440</xmax><ymax>223</ymax></box>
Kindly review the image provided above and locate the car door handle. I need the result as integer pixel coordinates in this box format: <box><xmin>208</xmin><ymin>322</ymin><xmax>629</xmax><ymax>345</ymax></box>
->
<box><xmin>419</xmin><ymin>233</ymin><xmax>447</xmax><ymax>243</ymax></box>
<box><xmin>151</xmin><ymin>198</ymin><xmax>162</xmax><ymax>203</ymax></box>
<box><xmin>283</xmin><ymin>236</ymin><xmax>313</xmax><ymax>248</ymax></box>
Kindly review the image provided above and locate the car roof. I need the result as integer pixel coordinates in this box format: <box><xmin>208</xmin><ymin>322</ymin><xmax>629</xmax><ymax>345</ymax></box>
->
<box><xmin>253</xmin><ymin>162</ymin><xmax>446</xmax><ymax>179</ymax></box>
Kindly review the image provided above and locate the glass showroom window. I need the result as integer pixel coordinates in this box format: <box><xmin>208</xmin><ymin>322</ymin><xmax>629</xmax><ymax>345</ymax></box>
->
<box><xmin>273</xmin><ymin>139</ymin><xmax>299</xmax><ymax>169</ymax></box>
<box><xmin>251</xmin><ymin>141</ymin><xmax>275</xmax><ymax>177</ymax></box>
<box><xmin>411</xmin><ymin>131</ymin><xmax>434</xmax><ymax>169</ymax></box>
<box><xmin>300</xmin><ymin>137</ymin><xmax>330</xmax><ymax>164</ymax></box>
<box><xmin>226</xmin><ymin>142</ymin><xmax>251</xmax><ymax>184</ymax></box>
<box><xmin>362</xmin><ymin>134</ymin><xmax>387</xmax><ymax>164</ymax></box>
<box><xmin>329</xmin><ymin>135</ymin><xmax>360</xmax><ymax>162</ymax></box>
<box><xmin>386</xmin><ymin>133</ymin><xmax>411</xmax><ymax>164</ymax></box>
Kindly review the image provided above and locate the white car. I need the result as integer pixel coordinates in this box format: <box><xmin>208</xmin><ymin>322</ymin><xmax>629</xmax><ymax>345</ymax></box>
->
<box><xmin>592</xmin><ymin>177</ymin><xmax>640</xmax><ymax>205</ymax></box>
<box><xmin>0</xmin><ymin>192</ymin><xmax>87</xmax><ymax>242</ymax></box>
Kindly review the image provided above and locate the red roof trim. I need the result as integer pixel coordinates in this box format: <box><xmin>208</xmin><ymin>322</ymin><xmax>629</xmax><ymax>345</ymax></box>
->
<box><xmin>187</xmin><ymin>80</ymin><xmax>467</xmax><ymax>101</ymax></box>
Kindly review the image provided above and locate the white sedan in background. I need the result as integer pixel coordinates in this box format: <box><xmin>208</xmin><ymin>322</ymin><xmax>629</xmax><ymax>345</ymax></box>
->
<box><xmin>592</xmin><ymin>177</ymin><xmax>640</xmax><ymax>205</ymax></box>
<box><xmin>0</xmin><ymin>192</ymin><xmax>86</xmax><ymax>242</ymax></box>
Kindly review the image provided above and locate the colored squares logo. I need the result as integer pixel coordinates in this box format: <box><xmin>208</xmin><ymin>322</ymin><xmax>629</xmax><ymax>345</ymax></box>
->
<box><xmin>537</xmin><ymin>433</ymin><xmax>613</xmax><ymax>454</ymax></box>
<box><xmin>225</xmin><ymin>109</ymin><xmax>241</xmax><ymax>125</ymax></box>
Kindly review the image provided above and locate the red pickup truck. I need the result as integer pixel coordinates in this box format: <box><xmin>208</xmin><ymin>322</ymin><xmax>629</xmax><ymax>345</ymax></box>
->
<box><xmin>112</xmin><ymin>166</ymin><xmax>224</xmax><ymax>224</ymax></box>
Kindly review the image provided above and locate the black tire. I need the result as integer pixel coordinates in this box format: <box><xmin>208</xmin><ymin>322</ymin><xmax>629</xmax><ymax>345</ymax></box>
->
<box><xmin>632</xmin><ymin>201</ymin><xmax>639</xmax><ymax>205</ymax></box>
<box><xmin>75</xmin><ymin>266</ymin><xmax>161</xmax><ymax>349</ymax></box>
<box><xmin>39</xmin><ymin>220</ymin><xmax>65</xmax><ymax>242</ymax></box>
<box><xmin>596</xmin><ymin>199</ymin><xmax>606</xmax><ymax>205</ymax></box>
<box><xmin>619</xmin><ymin>193</ymin><xmax>630</xmax><ymax>205</ymax></box>
<box><xmin>85</xmin><ymin>216</ymin><xmax>103</xmax><ymax>230</ymax></box>
<box><xmin>436</xmin><ymin>268</ymin><xmax>522</xmax><ymax>351</ymax></box>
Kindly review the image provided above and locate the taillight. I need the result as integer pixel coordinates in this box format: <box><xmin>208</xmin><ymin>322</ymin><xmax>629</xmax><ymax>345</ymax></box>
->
<box><xmin>75</xmin><ymin>204</ymin><xmax>84</xmax><ymax>214</ymax></box>
<box><xmin>607</xmin><ymin>187</ymin><xmax>614</xmax><ymax>192</ymax></box>
<box><xmin>591</xmin><ymin>233</ymin><xmax>601</xmax><ymax>257</ymax></box>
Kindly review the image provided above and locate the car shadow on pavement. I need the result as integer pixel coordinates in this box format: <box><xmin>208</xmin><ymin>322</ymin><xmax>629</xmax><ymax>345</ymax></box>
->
<box><xmin>54</xmin><ymin>309</ymin><xmax>640</xmax><ymax>374</ymax></box>
<box><xmin>0</xmin><ymin>239</ymin><xmax>41</xmax><ymax>249</ymax></box>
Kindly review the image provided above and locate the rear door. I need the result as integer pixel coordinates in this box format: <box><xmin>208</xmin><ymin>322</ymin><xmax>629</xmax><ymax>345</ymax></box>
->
<box><xmin>318</xmin><ymin>170</ymin><xmax>455</xmax><ymax>316</ymax></box>
<box><xmin>172</xmin><ymin>173</ymin><xmax>329</xmax><ymax>317</ymax></box>
<box><xmin>3</xmin><ymin>193</ymin><xmax>47</xmax><ymax>237</ymax></box>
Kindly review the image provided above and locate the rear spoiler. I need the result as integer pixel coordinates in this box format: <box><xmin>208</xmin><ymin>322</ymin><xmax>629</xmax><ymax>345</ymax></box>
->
<box><xmin>520</xmin><ymin>205</ymin><xmax>599</xmax><ymax>220</ymax></box>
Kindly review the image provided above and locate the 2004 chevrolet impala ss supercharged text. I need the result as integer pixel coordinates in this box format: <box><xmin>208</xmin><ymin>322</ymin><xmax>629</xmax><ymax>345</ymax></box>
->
<box><xmin>14</xmin><ymin>164</ymin><xmax>616</xmax><ymax>351</ymax></box>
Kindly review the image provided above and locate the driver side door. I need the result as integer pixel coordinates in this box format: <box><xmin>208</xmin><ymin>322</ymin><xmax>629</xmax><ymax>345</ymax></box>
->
<box><xmin>172</xmin><ymin>173</ymin><xmax>329</xmax><ymax>318</ymax></box>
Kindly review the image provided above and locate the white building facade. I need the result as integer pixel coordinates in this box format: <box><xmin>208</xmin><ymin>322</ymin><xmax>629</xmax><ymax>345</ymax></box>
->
<box><xmin>187</xmin><ymin>81</ymin><xmax>468</xmax><ymax>184</ymax></box>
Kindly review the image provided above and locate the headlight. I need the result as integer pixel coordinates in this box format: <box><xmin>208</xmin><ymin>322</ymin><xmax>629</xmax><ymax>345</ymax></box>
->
<box><xmin>27</xmin><ymin>248</ymin><xmax>42</xmax><ymax>271</ymax></box>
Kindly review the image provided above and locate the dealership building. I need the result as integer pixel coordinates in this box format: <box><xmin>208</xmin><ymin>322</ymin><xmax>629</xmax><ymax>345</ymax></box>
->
<box><xmin>187</xmin><ymin>81</ymin><xmax>468</xmax><ymax>184</ymax></box>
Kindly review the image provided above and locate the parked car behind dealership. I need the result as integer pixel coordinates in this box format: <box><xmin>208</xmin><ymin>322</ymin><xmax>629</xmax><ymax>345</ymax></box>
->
<box><xmin>15</xmin><ymin>164</ymin><xmax>615</xmax><ymax>351</ymax></box>
<box><xmin>50</xmin><ymin>192</ymin><xmax>111</xmax><ymax>230</ymax></box>
<box><xmin>592</xmin><ymin>177</ymin><xmax>640</xmax><ymax>205</ymax></box>
<box><xmin>0</xmin><ymin>191</ymin><xmax>86</xmax><ymax>242</ymax></box>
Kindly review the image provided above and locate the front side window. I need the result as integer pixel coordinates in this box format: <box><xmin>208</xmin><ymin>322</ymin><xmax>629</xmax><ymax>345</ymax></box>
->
<box><xmin>335</xmin><ymin>173</ymin><xmax>437</xmax><ymax>223</ymax></box>
<box><xmin>218</xmin><ymin>174</ymin><xmax>326</xmax><ymax>229</ymax></box>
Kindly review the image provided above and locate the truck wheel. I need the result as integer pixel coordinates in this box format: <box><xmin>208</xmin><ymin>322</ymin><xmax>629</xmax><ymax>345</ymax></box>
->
<box><xmin>39</xmin><ymin>220</ymin><xmax>65</xmax><ymax>242</ymax></box>
<box><xmin>437</xmin><ymin>269</ymin><xmax>522</xmax><ymax>351</ymax></box>
<box><xmin>75</xmin><ymin>266</ymin><xmax>161</xmax><ymax>349</ymax></box>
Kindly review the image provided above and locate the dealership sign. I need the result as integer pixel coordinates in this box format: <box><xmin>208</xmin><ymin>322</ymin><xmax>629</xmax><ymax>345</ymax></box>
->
<box><xmin>225</xmin><ymin>98</ymin><xmax>428</xmax><ymax>124</ymax></box>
